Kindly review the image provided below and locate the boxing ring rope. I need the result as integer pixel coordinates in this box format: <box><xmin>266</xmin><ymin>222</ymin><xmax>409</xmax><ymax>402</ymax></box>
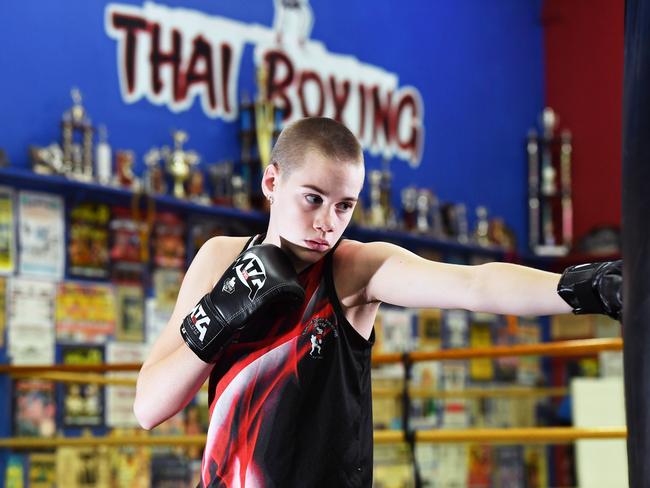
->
<box><xmin>6</xmin><ymin>370</ymin><xmax>569</xmax><ymax>399</ymax></box>
<box><xmin>0</xmin><ymin>337</ymin><xmax>625</xmax><ymax>448</ymax></box>
<box><xmin>0</xmin><ymin>427</ymin><xmax>627</xmax><ymax>449</ymax></box>
<box><xmin>0</xmin><ymin>336</ymin><xmax>622</xmax><ymax>376</ymax></box>
<box><xmin>371</xmin><ymin>337</ymin><xmax>622</xmax><ymax>364</ymax></box>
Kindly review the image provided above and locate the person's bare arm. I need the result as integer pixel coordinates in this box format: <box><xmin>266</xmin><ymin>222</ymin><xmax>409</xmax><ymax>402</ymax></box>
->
<box><xmin>360</xmin><ymin>241</ymin><xmax>571</xmax><ymax>316</ymax></box>
<box><xmin>133</xmin><ymin>236</ymin><xmax>240</xmax><ymax>429</ymax></box>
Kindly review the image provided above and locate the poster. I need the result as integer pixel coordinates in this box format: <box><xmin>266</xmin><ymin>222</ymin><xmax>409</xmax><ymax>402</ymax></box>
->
<box><xmin>0</xmin><ymin>185</ymin><xmax>16</xmax><ymax>274</ymax></box>
<box><xmin>61</xmin><ymin>345</ymin><xmax>105</xmax><ymax>427</ymax></box>
<box><xmin>115</xmin><ymin>285</ymin><xmax>145</xmax><ymax>342</ymax></box>
<box><xmin>106</xmin><ymin>341</ymin><xmax>146</xmax><ymax>427</ymax></box>
<box><xmin>18</xmin><ymin>191</ymin><xmax>65</xmax><ymax>279</ymax></box>
<box><xmin>13</xmin><ymin>379</ymin><xmax>56</xmax><ymax>437</ymax></box>
<box><xmin>56</xmin><ymin>282</ymin><xmax>116</xmax><ymax>343</ymax></box>
<box><xmin>7</xmin><ymin>277</ymin><xmax>56</xmax><ymax>364</ymax></box>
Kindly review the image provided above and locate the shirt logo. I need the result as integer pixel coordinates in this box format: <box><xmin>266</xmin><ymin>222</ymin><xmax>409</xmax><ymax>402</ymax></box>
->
<box><xmin>302</xmin><ymin>317</ymin><xmax>337</xmax><ymax>359</ymax></box>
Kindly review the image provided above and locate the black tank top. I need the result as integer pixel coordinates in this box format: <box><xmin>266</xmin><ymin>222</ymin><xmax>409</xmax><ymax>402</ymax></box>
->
<box><xmin>198</xmin><ymin>235</ymin><xmax>375</xmax><ymax>487</ymax></box>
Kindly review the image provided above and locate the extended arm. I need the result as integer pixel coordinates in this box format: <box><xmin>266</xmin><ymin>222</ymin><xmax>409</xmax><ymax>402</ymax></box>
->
<box><xmin>362</xmin><ymin>241</ymin><xmax>621</xmax><ymax>318</ymax></box>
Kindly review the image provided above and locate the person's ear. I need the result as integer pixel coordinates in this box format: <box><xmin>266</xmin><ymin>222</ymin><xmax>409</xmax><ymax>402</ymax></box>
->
<box><xmin>261</xmin><ymin>162</ymin><xmax>280</xmax><ymax>199</ymax></box>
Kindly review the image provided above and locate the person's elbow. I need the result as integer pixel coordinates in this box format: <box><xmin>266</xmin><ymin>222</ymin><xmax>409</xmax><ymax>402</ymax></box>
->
<box><xmin>133</xmin><ymin>396</ymin><xmax>158</xmax><ymax>430</ymax></box>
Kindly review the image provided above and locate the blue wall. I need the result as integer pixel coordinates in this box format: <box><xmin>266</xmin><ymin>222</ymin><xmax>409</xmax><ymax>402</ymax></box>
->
<box><xmin>0</xmin><ymin>0</ymin><xmax>544</xmax><ymax>252</ymax></box>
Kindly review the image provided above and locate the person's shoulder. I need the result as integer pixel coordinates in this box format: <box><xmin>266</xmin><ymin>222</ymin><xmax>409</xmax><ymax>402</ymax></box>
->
<box><xmin>332</xmin><ymin>238</ymin><xmax>384</xmax><ymax>278</ymax></box>
<box><xmin>334</xmin><ymin>238</ymin><xmax>398</xmax><ymax>261</ymax></box>
<box><xmin>194</xmin><ymin>236</ymin><xmax>250</xmax><ymax>268</ymax></box>
<box><xmin>190</xmin><ymin>235</ymin><xmax>251</xmax><ymax>283</ymax></box>
<box><xmin>333</xmin><ymin>238</ymin><xmax>365</xmax><ymax>260</ymax></box>
<box><xmin>200</xmin><ymin>235</ymin><xmax>250</xmax><ymax>256</ymax></box>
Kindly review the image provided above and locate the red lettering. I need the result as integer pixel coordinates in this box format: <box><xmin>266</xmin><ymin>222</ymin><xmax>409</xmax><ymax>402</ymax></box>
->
<box><xmin>264</xmin><ymin>50</ymin><xmax>294</xmax><ymax>120</ymax></box>
<box><xmin>371</xmin><ymin>86</ymin><xmax>395</xmax><ymax>147</ymax></box>
<box><xmin>111</xmin><ymin>13</ymin><xmax>148</xmax><ymax>94</ymax></box>
<box><xmin>358</xmin><ymin>83</ymin><xmax>367</xmax><ymax>139</ymax></box>
<box><xmin>182</xmin><ymin>36</ymin><xmax>216</xmax><ymax>109</ymax></box>
<box><xmin>149</xmin><ymin>24</ymin><xmax>182</xmax><ymax>101</ymax></box>
<box><xmin>298</xmin><ymin>71</ymin><xmax>325</xmax><ymax>117</ymax></box>
<box><xmin>221</xmin><ymin>43</ymin><xmax>233</xmax><ymax>114</ymax></box>
<box><xmin>329</xmin><ymin>77</ymin><xmax>350</xmax><ymax>124</ymax></box>
<box><xmin>395</xmin><ymin>90</ymin><xmax>423</xmax><ymax>164</ymax></box>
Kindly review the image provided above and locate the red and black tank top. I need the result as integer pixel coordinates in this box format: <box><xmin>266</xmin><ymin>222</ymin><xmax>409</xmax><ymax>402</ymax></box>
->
<box><xmin>198</xmin><ymin>235</ymin><xmax>375</xmax><ymax>487</ymax></box>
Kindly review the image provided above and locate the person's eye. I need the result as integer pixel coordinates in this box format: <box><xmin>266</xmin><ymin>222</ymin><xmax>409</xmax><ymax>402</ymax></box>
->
<box><xmin>305</xmin><ymin>194</ymin><xmax>322</xmax><ymax>205</ymax></box>
<box><xmin>337</xmin><ymin>202</ymin><xmax>354</xmax><ymax>211</ymax></box>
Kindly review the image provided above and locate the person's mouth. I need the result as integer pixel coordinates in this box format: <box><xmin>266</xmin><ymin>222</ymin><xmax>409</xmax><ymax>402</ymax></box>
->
<box><xmin>304</xmin><ymin>239</ymin><xmax>330</xmax><ymax>251</ymax></box>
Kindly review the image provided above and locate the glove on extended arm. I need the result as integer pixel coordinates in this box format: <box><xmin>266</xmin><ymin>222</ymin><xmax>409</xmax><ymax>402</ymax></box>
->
<box><xmin>557</xmin><ymin>260</ymin><xmax>622</xmax><ymax>321</ymax></box>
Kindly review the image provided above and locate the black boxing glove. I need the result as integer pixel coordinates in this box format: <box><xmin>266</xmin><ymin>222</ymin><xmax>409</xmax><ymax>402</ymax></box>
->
<box><xmin>180</xmin><ymin>244</ymin><xmax>305</xmax><ymax>362</ymax></box>
<box><xmin>557</xmin><ymin>260</ymin><xmax>623</xmax><ymax>321</ymax></box>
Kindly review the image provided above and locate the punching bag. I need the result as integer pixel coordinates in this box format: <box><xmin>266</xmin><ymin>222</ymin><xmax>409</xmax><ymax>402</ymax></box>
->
<box><xmin>622</xmin><ymin>1</ymin><xmax>650</xmax><ymax>486</ymax></box>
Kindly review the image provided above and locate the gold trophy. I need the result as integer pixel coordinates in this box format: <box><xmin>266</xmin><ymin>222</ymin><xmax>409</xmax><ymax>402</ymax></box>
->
<box><xmin>162</xmin><ymin>130</ymin><xmax>200</xmax><ymax>199</ymax></box>
<box><xmin>366</xmin><ymin>170</ymin><xmax>385</xmax><ymax>228</ymax></box>
<box><xmin>255</xmin><ymin>65</ymin><xmax>275</xmax><ymax>171</ymax></box>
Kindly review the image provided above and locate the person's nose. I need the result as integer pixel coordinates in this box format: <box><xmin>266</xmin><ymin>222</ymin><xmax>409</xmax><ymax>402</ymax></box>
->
<box><xmin>313</xmin><ymin>206</ymin><xmax>335</xmax><ymax>233</ymax></box>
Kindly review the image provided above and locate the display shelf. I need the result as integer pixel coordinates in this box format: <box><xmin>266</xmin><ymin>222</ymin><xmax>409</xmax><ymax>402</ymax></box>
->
<box><xmin>0</xmin><ymin>166</ymin><xmax>266</xmax><ymax>224</ymax></box>
<box><xmin>0</xmin><ymin>166</ymin><xmax>509</xmax><ymax>260</ymax></box>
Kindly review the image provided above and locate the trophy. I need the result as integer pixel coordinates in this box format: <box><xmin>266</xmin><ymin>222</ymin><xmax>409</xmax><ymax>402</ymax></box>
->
<box><xmin>366</xmin><ymin>170</ymin><xmax>385</xmax><ymax>228</ymax></box>
<box><xmin>187</xmin><ymin>169</ymin><xmax>210</xmax><ymax>205</ymax></box>
<box><xmin>255</xmin><ymin>65</ymin><xmax>275</xmax><ymax>171</ymax></box>
<box><xmin>29</xmin><ymin>143</ymin><xmax>65</xmax><ymax>175</ymax></box>
<box><xmin>429</xmin><ymin>192</ymin><xmax>444</xmax><ymax>239</ymax></box>
<box><xmin>143</xmin><ymin>148</ymin><xmax>168</xmax><ymax>195</ymax></box>
<box><xmin>114</xmin><ymin>150</ymin><xmax>140</xmax><ymax>190</ymax></box>
<box><xmin>540</xmin><ymin>108</ymin><xmax>558</xmax><ymax>248</ymax></box>
<box><xmin>560</xmin><ymin>130</ymin><xmax>574</xmax><ymax>249</ymax></box>
<box><xmin>488</xmin><ymin>218</ymin><xmax>516</xmax><ymax>251</ymax></box>
<box><xmin>162</xmin><ymin>130</ymin><xmax>200</xmax><ymax>199</ymax></box>
<box><xmin>231</xmin><ymin>175</ymin><xmax>251</xmax><ymax>210</ymax></box>
<box><xmin>526</xmin><ymin>129</ymin><xmax>540</xmax><ymax>251</ymax></box>
<box><xmin>442</xmin><ymin>203</ymin><xmax>469</xmax><ymax>244</ymax></box>
<box><xmin>61</xmin><ymin>87</ymin><xmax>94</xmax><ymax>181</ymax></box>
<box><xmin>95</xmin><ymin>125</ymin><xmax>112</xmax><ymax>186</ymax></box>
<box><xmin>527</xmin><ymin>107</ymin><xmax>573</xmax><ymax>256</ymax></box>
<box><xmin>415</xmin><ymin>189</ymin><xmax>431</xmax><ymax>234</ymax></box>
<box><xmin>208</xmin><ymin>161</ymin><xmax>234</xmax><ymax>206</ymax></box>
<box><xmin>380</xmin><ymin>162</ymin><xmax>398</xmax><ymax>229</ymax></box>
<box><xmin>400</xmin><ymin>186</ymin><xmax>417</xmax><ymax>231</ymax></box>
<box><xmin>239</xmin><ymin>92</ymin><xmax>255</xmax><ymax>197</ymax></box>
<box><xmin>473</xmin><ymin>206</ymin><xmax>491</xmax><ymax>247</ymax></box>
<box><xmin>455</xmin><ymin>203</ymin><xmax>469</xmax><ymax>244</ymax></box>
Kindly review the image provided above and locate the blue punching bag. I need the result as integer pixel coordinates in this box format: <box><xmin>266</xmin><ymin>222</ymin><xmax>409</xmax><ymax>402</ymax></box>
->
<box><xmin>622</xmin><ymin>1</ymin><xmax>650</xmax><ymax>486</ymax></box>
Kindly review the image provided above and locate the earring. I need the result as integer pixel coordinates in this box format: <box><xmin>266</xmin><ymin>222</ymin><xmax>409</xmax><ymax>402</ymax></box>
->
<box><xmin>268</xmin><ymin>195</ymin><xmax>274</xmax><ymax>204</ymax></box>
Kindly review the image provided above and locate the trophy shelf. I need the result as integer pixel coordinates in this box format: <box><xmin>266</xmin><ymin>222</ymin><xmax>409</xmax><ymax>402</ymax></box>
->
<box><xmin>1</xmin><ymin>166</ymin><xmax>513</xmax><ymax>261</ymax></box>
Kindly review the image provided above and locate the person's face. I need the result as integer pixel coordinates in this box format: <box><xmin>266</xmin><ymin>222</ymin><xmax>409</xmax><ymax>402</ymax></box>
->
<box><xmin>264</xmin><ymin>150</ymin><xmax>364</xmax><ymax>265</ymax></box>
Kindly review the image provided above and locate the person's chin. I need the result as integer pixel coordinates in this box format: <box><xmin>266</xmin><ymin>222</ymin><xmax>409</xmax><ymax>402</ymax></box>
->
<box><xmin>283</xmin><ymin>238</ymin><xmax>327</xmax><ymax>260</ymax></box>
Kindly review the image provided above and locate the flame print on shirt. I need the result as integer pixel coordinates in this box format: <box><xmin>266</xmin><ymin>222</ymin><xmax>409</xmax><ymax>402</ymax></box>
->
<box><xmin>199</xmin><ymin>258</ymin><xmax>337</xmax><ymax>487</ymax></box>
